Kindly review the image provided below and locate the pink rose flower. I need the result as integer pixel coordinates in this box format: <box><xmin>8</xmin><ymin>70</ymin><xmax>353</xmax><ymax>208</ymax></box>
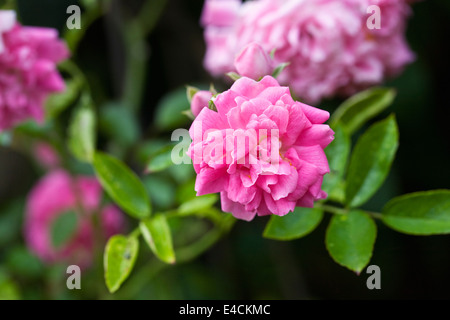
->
<box><xmin>201</xmin><ymin>0</ymin><xmax>415</xmax><ymax>103</ymax></box>
<box><xmin>188</xmin><ymin>76</ymin><xmax>334</xmax><ymax>221</ymax></box>
<box><xmin>234</xmin><ymin>42</ymin><xmax>274</xmax><ymax>80</ymax></box>
<box><xmin>25</xmin><ymin>170</ymin><xmax>125</xmax><ymax>268</ymax></box>
<box><xmin>191</xmin><ymin>90</ymin><xmax>213</xmax><ymax>117</ymax></box>
<box><xmin>0</xmin><ymin>10</ymin><xmax>69</xmax><ymax>131</ymax></box>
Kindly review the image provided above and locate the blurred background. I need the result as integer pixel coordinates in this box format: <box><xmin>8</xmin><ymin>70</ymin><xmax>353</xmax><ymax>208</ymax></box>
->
<box><xmin>1</xmin><ymin>0</ymin><xmax>450</xmax><ymax>299</ymax></box>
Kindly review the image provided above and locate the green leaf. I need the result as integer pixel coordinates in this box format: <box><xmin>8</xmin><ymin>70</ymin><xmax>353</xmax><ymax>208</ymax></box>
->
<box><xmin>345</xmin><ymin>115</ymin><xmax>399</xmax><ymax>208</ymax></box>
<box><xmin>272</xmin><ymin>62</ymin><xmax>290</xmax><ymax>78</ymax></box>
<box><xmin>0</xmin><ymin>132</ymin><xmax>11</xmax><ymax>146</ymax></box>
<box><xmin>93</xmin><ymin>152</ymin><xmax>151</xmax><ymax>219</ymax></box>
<box><xmin>146</xmin><ymin>145</ymin><xmax>175</xmax><ymax>173</ymax></box>
<box><xmin>45</xmin><ymin>78</ymin><xmax>81</xmax><ymax>119</ymax></box>
<box><xmin>0</xmin><ymin>270</ymin><xmax>20</xmax><ymax>300</ymax></box>
<box><xmin>50</xmin><ymin>211</ymin><xmax>78</xmax><ymax>248</ymax></box>
<box><xmin>99</xmin><ymin>103</ymin><xmax>140</xmax><ymax>147</ymax></box>
<box><xmin>326</xmin><ymin>210</ymin><xmax>377</xmax><ymax>273</ymax></box>
<box><xmin>140</xmin><ymin>215</ymin><xmax>176</xmax><ymax>264</ymax></box>
<box><xmin>6</xmin><ymin>247</ymin><xmax>44</xmax><ymax>279</ymax></box>
<box><xmin>104</xmin><ymin>235</ymin><xmax>139</xmax><ymax>293</ymax></box>
<box><xmin>186</xmin><ymin>86</ymin><xmax>199</xmax><ymax>103</ymax></box>
<box><xmin>330</xmin><ymin>87</ymin><xmax>396</xmax><ymax>135</ymax></box>
<box><xmin>263</xmin><ymin>207</ymin><xmax>323</xmax><ymax>241</ymax></box>
<box><xmin>178</xmin><ymin>194</ymin><xmax>218</xmax><ymax>216</ymax></box>
<box><xmin>382</xmin><ymin>190</ymin><xmax>450</xmax><ymax>235</ymax></box>
<box><xmin>68</xmin><ymin>103</ymin><xmax>96</xmax><ymax>163</ymax></box>
<box><xmin>322</xmin><ymin>125</ymin><xmax>351</xmax><ymax>198</ymax></box>
<box><xmin>226</xmin><ymin>72</ymin><xmax>241</xmax><ymax>81</ymax></box>
<box><xmin>0</xmin><ymin>199</ymin><xmax>24</xmax><ymax>247</ymax></box>
<box><xmin>154</xmin><ymin>88</ymin><xmax>191</xmax><ymax>131</ymax></box>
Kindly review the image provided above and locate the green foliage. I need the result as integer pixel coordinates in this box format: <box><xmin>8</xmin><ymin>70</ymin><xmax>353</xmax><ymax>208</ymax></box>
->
<box><xmin>272</xmin><ymin>62</ymin><xmax>290</xmax><ymax>78</ymax></box>
<box><xmin>330</xmin><ymin>87</ymin><xmax>396</xmax><ymax>134</ymax></box>
<box><xmin>154</xmin><ymin>88</ymin><xmax>191</xmax><ymax>131</ymax></box>
<box><xmin>145</xmin><ymin>145</ymin><xmax>175</xmax><ymax>173</ymax></box>
<box><xmin>50</xmin><ymin>211</ymin><xmax>78</xmax><ymax>248</ymax></box>
<box><xmin>178</xmin><ymin>194</ymin><xmax>218</xmax><ymax>216</ymax></box>
<box><xmin>326</xmin><ymin>210</ymin><xmax>377</xmax><ymax>273</ymax></box>
<box><xmin>99</xmin><ymin>103</ymin><xmax>140</xmax><ymax>148</ymax></box>
<box><xmin>140</xmin><ymin>215</ymin><xmax>176</xmax><ymax>264</ymax></box>
<box><xmin>345</xmin><ymin>115</ymin><xmax>399</xmax><ymax>208</ymax></box>
<box><xmin>104</xmin><ymin>235</ymin><xmax>139</xmax><ymax>293</ymax></box>
<box><xmin>322</xmin><ymin>125</ymin><xmax>351</xmax><ymax>197</ymax></box>
<box><xmin>263</xmin><ymin>207</ymin><xmax>323</xmax><ymax>241</ymax></box>
<box><xmin>0</xmin><ymin>270</ymin><xmax>20</xmax><ymax>300</ymax></box>
<box><xmin>93</xmin><ymin>152</ymin><xmax>151</xmax><ymax>219</ymax></box>
<box><xmin>68</xmin><ymin>100</ymin><xmax>96</xmax><ymax>163</ymax></box>
<box><xmin>382</xmin><ymin>190</ymin><xmax>450</xmax><ymax>235</ymax></box>
<box><xmin>45</xmin><ymin>78</ymin><xmax>82</xmax><ymax>120</ymax></box>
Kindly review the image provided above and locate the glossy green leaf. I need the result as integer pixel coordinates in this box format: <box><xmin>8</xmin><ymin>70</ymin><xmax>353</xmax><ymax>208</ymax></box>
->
<box><xmin>178</xmin><ymin>194</ymin><xmax>218</xmax><ymax>216</ymax></box>
<box><xmin>68</xmin><ymin>105</ymin><xmax>96</xmax><ymax>162</ymax></box>
<box><xmin>154</xmin><ymin>88</ymin><xmax>191</xmax><ymax>131</ymax></box>
<box><xmin>93</xmin><ymin>152</ymin><xmax>151</xmax><ymax>219</ymax></box>
<box><xmin>104</xmin><ymin>235</ymin><xmax>139</xmax><ymax>293</ymax></box>
<box><xmin>330</xmin><ymin>87</ymin><xmax>396</xmax><ymax>135</ymax></box>
<box><xmin>50</xmin><ymin>210</ymin><xmax>78</xmax><ymax>248</ymax></box>
<box><xmin>382</xmin><ymin>190</ymin><xmax>450</xmax><ymax>235</ymax></box>
<box><xmin>345</xmin><ymin>115</ymin><xmax>399</xmax><ymax>208</ymax></box>
<box><xmin>326</xmin><ymin>210</ymin><xmax>377</xmax><ymax>273</ymax></box>
<box><xmin>140</xmin><ymin>215</ymin><xmax>176</xmax><ymax>264</ymax></box>
<box><xmin>322</xmin><ymin>125</ymin><xmax>351</xmax><ymax>198</ymax></box>
<box><xmin>263</xmin><ymin>207</ymin><xmax>323</xmax><ymax>241</ymax></box>
<box><xmin>146</xmin><ymin>145</ymin><xmax>175</xmax><ymax>173</ymax></box>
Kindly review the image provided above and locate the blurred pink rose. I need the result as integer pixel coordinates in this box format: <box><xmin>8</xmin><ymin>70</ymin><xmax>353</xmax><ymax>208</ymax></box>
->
<box><xmin>234</xmin><ymin>42</ymin><xmax>274</xmax><ymax>80</ymax></box>
<box><xmin>201</xmin><ymin>0</ymin><xmax>415</xmax><ymax>103</ymax></box>
<box><xmin>25</xmin><ymin>170</ymin><xmax>125</xmax><ymax>268</ymax></box>
<box><xmin>33</xmin><ymin>142</ymin><xmax>60</xmax><ymax>168</ymax></box>
<box><xmin>188</xmin><ymin>76</ymin><xmax>334</xmax><ymax>221</ymax></box>
<box><xmin>0</xmin><ymin>10</ymin><xmax>69</xmax><ymax>131</ymax></box>
<box><xmin>0</xmin><ymin>10</ymin><xmax>15</xmax><ymax>53</ymax></box>
<box><xmin>191</xmin><ymin>90</ymin><xmax>213</xmax><ymax>117</ymax></box>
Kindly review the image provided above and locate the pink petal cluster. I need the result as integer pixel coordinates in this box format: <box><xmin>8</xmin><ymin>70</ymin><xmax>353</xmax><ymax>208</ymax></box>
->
<box><xmin>25</xmin><ymin>170</ymin><xmax>125</xmax><ymax>268</ymax></box>
<box><xmin>0</xmin><ymin>10</ymin><xmax>69</xmax><ymax>131</ymax></box>
<box><xmin>234</xmin><ymin>42</ymin><xmax>274</xmax><ymax>80</ymax></box>
<box><xmin>201</xmin><ymin>0</ymin><xmax>415</xmax><ymax>103</ymax></box>
<box><xmin>188</xmin><ymin>76</ymin><xmax>334</xmax><ymax>221</ymax></box>
<box><xmin>191</xmin><ymin>90</ymin><xmax>213</xmax><ymax>117</ymax></box>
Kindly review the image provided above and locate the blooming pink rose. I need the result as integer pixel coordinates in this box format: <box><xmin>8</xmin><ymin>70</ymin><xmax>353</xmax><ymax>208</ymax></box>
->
<box><xmin>0</xmin><ymin>10</ymin><xmax>69</xmax><ymax>131</ymax></box>
<box><xmin>234</xmin><ymin>42</ymin><xmax>274</xmax><ymax>80</ymax></box>
<box><xmin>188</xmin><ymin>76</ymin><xmax>334</xmax><ymax>221</ymax></box>
<box><xmin>25</xmin><ymin>170</ymin><xmax>125</xmax><ymax>268</ymax></box>
<box><xmin>201</xmin><ymin>0</ymin><xmax>415</xmax><ymax>103</ymax></box>
<box><xmin>191</xmin><ymin>90</ymin><xmax>213</xmax><ymax>117</ymax></box>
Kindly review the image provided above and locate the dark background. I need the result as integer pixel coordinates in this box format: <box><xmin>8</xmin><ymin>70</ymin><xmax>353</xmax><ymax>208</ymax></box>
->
<box><xmin>1</xmin><ymin>0</ymin><xmax>449</xmax><ymax>299</ymax></box>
